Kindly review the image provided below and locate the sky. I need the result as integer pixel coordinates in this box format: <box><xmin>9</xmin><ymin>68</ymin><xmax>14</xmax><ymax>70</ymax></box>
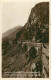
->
<box><xmin>2</xmin><ymin>2</ymin><xmax>38</xmax><ymax>33</ymax></box>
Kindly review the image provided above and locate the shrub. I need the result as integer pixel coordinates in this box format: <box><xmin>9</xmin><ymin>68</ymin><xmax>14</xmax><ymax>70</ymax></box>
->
<box><xmin>29</xmin><ymin>46</ymin><xmax>37</xmax><ymax>59</ymax></box>
<box><xmin>23</xmin><ymin>43</ymin><xmax>28</xmax><ymax>52</ymax></box>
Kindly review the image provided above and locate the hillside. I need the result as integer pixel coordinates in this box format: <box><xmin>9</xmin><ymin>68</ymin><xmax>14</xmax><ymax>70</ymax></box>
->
<box><xmin>2</xmin><ymin>26</ymin><xmax>22</xmax><ymax>43</ymax></box>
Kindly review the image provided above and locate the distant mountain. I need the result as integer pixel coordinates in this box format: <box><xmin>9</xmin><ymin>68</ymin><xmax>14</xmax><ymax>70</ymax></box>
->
<box><xmin>16</xmin><ymin>2</ymin><xmax>49</xmax><ymax>43</ymax></box>
<box><xmin>2</xmin><ymin>26</ymin><xmax>23</xmax><ymax>43</ymax></box>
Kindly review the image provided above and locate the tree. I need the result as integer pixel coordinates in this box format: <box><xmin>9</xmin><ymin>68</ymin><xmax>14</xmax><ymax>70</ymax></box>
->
<box><xmin>29</xmin><ymin>46</ymin><xmax>37</xmax><ymax>59</ymax></box>
<box><xmin>23</xmin><ymin>43</ymin><xmax>28</xmax><ymax>52</ymax></box>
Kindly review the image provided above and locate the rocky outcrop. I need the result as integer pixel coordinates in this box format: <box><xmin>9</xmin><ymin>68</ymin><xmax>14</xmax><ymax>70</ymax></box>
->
<box><xmin>42</xmin><ymin>44</ymin><xmax>49</xmax><ymax>77</ymax></box>
<box><xmin>16</xmin><ymin>2</ymin><xmax>49</xmax><ymax>43</ymax></box>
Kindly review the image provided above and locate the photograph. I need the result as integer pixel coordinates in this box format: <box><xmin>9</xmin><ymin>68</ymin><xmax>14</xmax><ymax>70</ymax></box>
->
<box><xmin>2</xmin><ymin>1</ymin><xmax>49</xmax><ymax>78</ymax></box>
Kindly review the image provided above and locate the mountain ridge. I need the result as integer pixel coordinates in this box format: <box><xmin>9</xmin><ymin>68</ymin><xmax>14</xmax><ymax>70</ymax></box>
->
<box><xmin>15</xmin><ymin>2</ymin><xmax>49</xmax><ymax>43</ymax></box>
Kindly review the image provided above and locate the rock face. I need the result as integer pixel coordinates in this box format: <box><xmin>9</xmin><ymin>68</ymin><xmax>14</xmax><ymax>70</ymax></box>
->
<box><xmin>16</xmin><ymin>2</ymin><xmax>49</xmax><ymax>43</ymax></box>
<box><xmin>42</xmin><ymin>44</ymin><xmax>49</xmax><ymax>77</ymax></box>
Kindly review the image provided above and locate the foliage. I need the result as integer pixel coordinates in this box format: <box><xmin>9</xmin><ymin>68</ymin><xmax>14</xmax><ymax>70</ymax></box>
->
<box><xmin>22</xmin><ymin>43</ymin><xmax>28</xmax><ymax>52</ymax></box>
<box><xmin>29</xmin><ymin>46</ymin><xmax>37</xmax><ymax>59</ymax></box>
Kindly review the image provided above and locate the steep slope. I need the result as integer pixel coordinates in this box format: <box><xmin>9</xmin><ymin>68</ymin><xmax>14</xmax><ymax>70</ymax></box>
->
<box><xmin>16</xmin><ymin>2</ymin><xmax>49</xmax><ymax>43</ymax></box>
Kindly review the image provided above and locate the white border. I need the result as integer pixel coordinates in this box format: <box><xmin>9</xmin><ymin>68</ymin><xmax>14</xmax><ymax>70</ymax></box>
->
<box><xmin>0</xmin><ymin>0</ymin><xmax>51</xmax><ymax>80</ymax></box>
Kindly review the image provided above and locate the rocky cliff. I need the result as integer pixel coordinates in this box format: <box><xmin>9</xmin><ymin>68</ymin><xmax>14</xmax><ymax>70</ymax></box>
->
<box><xmin>16</xmin><ymin>2</ymin><xmax>49</xmax><ymax>43</ymax></box>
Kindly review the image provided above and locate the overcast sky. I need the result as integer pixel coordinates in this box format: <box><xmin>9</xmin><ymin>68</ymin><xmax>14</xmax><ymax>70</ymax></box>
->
<box><xmin>2</xmin><ymin>2</ymin><xmax>38</xmax><ymax>33</ymax></box>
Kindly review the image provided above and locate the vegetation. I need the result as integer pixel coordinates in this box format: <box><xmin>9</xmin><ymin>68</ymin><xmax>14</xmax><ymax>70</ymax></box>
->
<box><xmin>16</xmin><ymin>30</ymin><xmax>22</xmax><ymax>41</ymax></box>
<box><xmin>35</xmin><ymin>60</ymin><xmax>42</xmax><ymax>73</ymax></box>
<box><xmin>29</xmin><ymin>46</ymin><xmax>37</xmax><ymax>59</ymax></box>
<box><xmin>22</xmin><ymin>43</ymin><xmax>28</xmax><ymax>52</ymax></box>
